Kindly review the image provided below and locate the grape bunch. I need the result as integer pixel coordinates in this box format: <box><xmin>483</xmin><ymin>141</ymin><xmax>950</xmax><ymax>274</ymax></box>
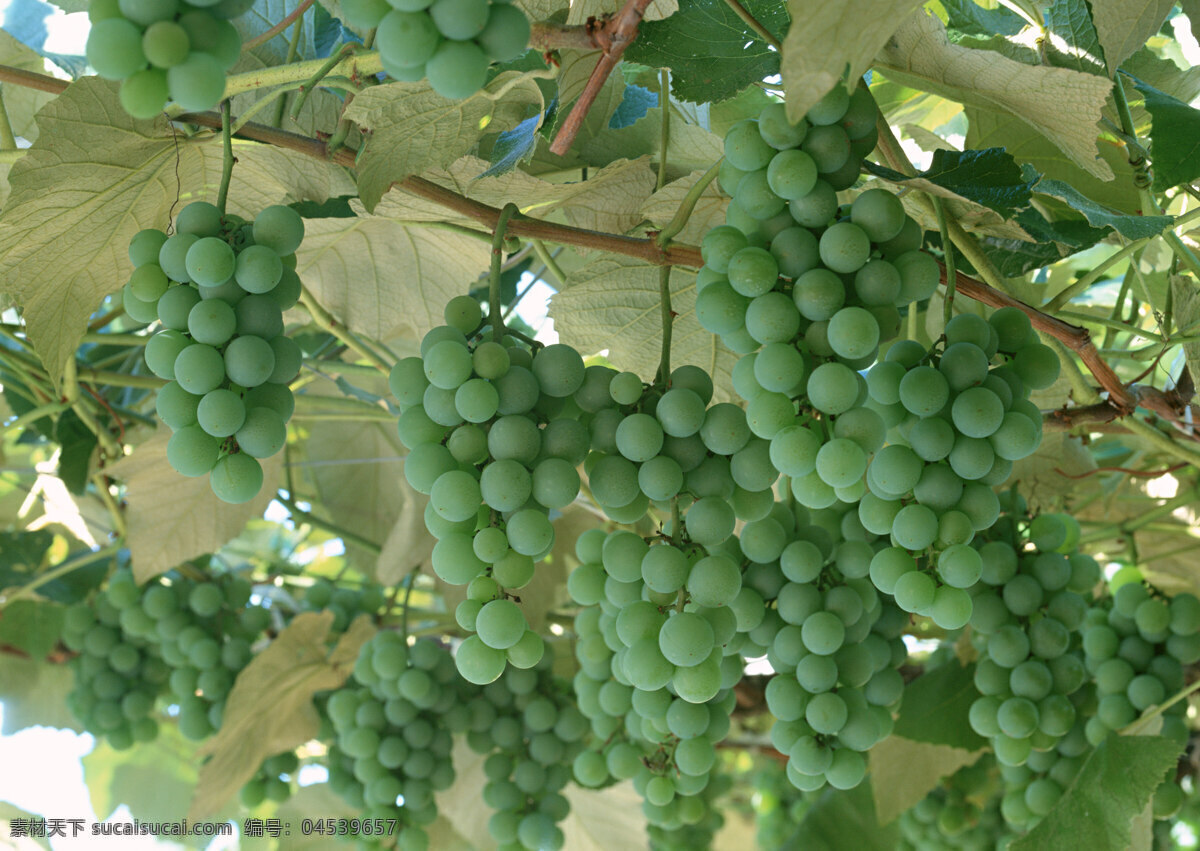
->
<box><xmin>1080</xmin><ymin>579</ymin><xmax>1199</xmax><ymax>747</ymax></box>
<box><xmin>63</xmin><ymin>566</ymin><xmax>271</xmax><ymax>747</ymax></box>
<box><xmin>646</xmin><ymin>770</ymin><xmax>731</xmax><ymax>851</ymax></box>
<box><xmin>124</xmin><ymin>201</ymin><xmax>304</xmax><ymax>503</ymax></box>
<box><xmin>460</xmin><ymin>656</ymin><xmax>587</xmax><ymax>851</ymax></box>
<box><xmin>965</xmin><ymin>508</ymin><xmax>1100</xmax><ymax>767</ymax></box>
<box><xmin>995</xmin><ymin>729</ymin><xmax>1090</xmax><ymax>831</ymax></box>
<box><xmin>325</xmin><ymin>634</ymin><xmax>463</xmax><ymax>851</ymax></box>
<box><xmin>899</xmin><ymin>758</ymin><xmax>1008</xmax><ymax>851</ymax></box>
<box><xmin>857</xmin><ymin>308</ymin><xmax>1058</xmax><ymax>627</ymax></box>
<box><xmin>393</xmin><ymin>299</ymin><xmax>591</xmax><ymax>682</ymax></box>
<box><xmin>339</xmin><ymin>0</ymin><xmax>530</xmax><ymax>99</ymax></box>
<box><xmin>85</xmin><ymin>0</ymin><xmax>250</xmax><ymax>118</ymax></box>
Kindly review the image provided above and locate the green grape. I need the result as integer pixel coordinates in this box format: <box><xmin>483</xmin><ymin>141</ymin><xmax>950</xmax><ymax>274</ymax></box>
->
<box><xmin>480</xmin><ymin>459</ymin><xmax>531</xmax><ymax>512</ymax></box>
<box><xmin>235</xmin><ymin>407</ymin><xmax>287</xmax><ymax>458</ymax></box>
<box><xmin>853</xmin><ymin>259</ymin><xmax>901</xmax><ymax>307</ymax></box>
<box><xmin>695</xmin><ymin>281</ymin><xmax>750</xmax><ymax>334</ymax></box>
<box><xmin>167</xmin><ymin>426</ymin><xmax>219</xmax><ymax>476</ymax></box>
<box><xmin>506</xmin><ymin>509</ymin><xmax>553</xmax><ymax>556</ymax></box>
<box><xmin>702</xmin><ymin>226</ymin><xmax>750</xmax><ymax>273</ymax></box>
<box><xmin>158</xmin><ymin>232</ymin><xmax>199</xmax><ymax>282</ymax></box>
<box><xmin>142</xmin><ymin>20</ymin><xmax>189</xmax><ymax>69</ymax></box>
<box><xmin>252</xmin><ymin>205</ymin><xmax>305</xmax><ymax>256</ymax></box>
<box><xmin>532</xmin><ymin>344</ymin><xmax>584</xmax><ymax>398</ymax></box>
<box><xmin>800</xmin><ymin>611</ymin><xmax>844</xmax><ymax>656</ymax></box>
<box><xmin>235</xmin><ymin>295</ymin><xmax>284</xmax><ymax>339</ymax></box>
<box><xmin>475</xmin><ymin>599</ymin><xmax>526</xmax><ymax>650</ymax></box>
<box><xmin>891</xmin><ymin>503</ymin><xmax>938</xmax><ymax>550</ymax></box>
<box><xmin>770</xmin><ymin>227</ymin><xmax>820</xmax><ymax>280</ymax></box>
<box><xmin>196</xmin><ymin>388</ymin><xmax>245</xmax><ymax>437</ymax></box>
<box><xmin>615</xmin><ymin>413</ymin><xmax>663</xmax><ymax>462</ymax></box>
<box><xmin>655</xmin><ymin>388</ymin><xmax>706</xmax><ymax>438</ymax></box>
<box><xmin>937</xmin><ymin>544</ymin><xmax>982</xmax><ymax>588</ymax></box>
<box><xmin>766</xmin><ymin>149</ymin><xmax>818</xmax><ymax>200</ymax></box>
<box><xmin>233</xmin><ymin>245</ymin><xmax>282</xmax><ymax>294</ymax></box>
<box><xmin>432</xmin><ymin>533</ymin><xmax>486</xmax><ymax>583</ymax></box>
<box><xmin>179</xmin><ymin>12</ymin><xmax>240</xmax><ymax>69</ymax></box>
<box><xmin>389</xmin><ymin>357</ymin><xmax>429</xmax><ymax>407</ymax></box>
<box><xmin>453</xmin><ymin>378</ymin><xmax>499</xmax><ymax>423</ymax></box>
<box><xmin>892</xmin><ymin>570</ymin><xmax>935</xmax><ymax>614</ymax></box>
<box><xmin>672</xmin><ymin>655</ymin><xmax>721</xmax><ymax>703</ymax></box>
<box><xmin>745</xmin><ymin>291</ymin><xmax>801</xmax><ymax>344</ymax></box>
<box><xmin>531</xmin><ymin>458</ymin><xmax>579</xmax><ymax>509</ymax></box>
<box><xmin>818</xmin><ymin>222</ymin><xmax>871</xmax><ymax>274</ymax></box>
<box><xmin>686</xmin><ymin>554</ymin><xmax>741</xmax><ymax>607</ymax></box>
<box><xmin>850</xmin><ymin>188</ymin><xmax>905</xmax><ymax>243</ymax></box>
<box><xmin>751</xmin><ymin>343</ymin><xmax>803</xmax><ymax>394</ymax></box>
<box><xmin>173</xmin><ymin>343</ymin><xmax>225</xmax><ymax>394</ymax></box>
<box><xmin>154</xmin><ymin>284</ymin><xmax>199</xmax><ymax>331</ymax></box>
<box><xmin>723</xmin><ymin>119</ymin><xmax>774</xmax><ymax>171</ymax></box>
<box><xmin>1012</xmin><ymin>343</ymin><xmax>1060</xmax><ymax>389</ymax></box>
<box><xmin>642</xmin><ymin>544</ymin><xmax>688</xmax><ymax>594</ymax></box>
<box><xmin>340</xmin><ymin>0</ymin><xmax>390</xmax><ymax>27</ymax></box>
<box><xmin>129</xmin><ymin>229</ymin><xmax>169</xmax><ymax>267</ymax></box>
<box><xmin>726</xmin><ymin>247</ymin><xmax>779</xmax><ymax>297</ymax></box>
<box><xmin>156</xmin><ymin>381</ymin><xmax>200</xmax><ymax>429</ymax></box>
<box><xmin>266</xmin><ymin>336</ymin><xmax>301</xmax><ymax>385</ymax></box>
<box><xmin>734</xmin><ymin>169</ymin><xmax>786</xmax><ymax>219</ymax></box>
<box><xmin>430</xmin><ymin>469</ymin><xmax>482</xmax><ymax>522</ymax></box>
<box><xmin>87</xmin><ymin>18</ymin><xmax>147</xmax><ymax>80</ymax></box>
<box><xmin>186</xmin><ymin>298</ymin><xmax>236</xmax><ymax>346</ymax></box>
<box><xmin>948</xmin><ymin>435</ymin><xmax>994</xmax><ymax>481</ymax></box>
<box><xmin>478</xmin><ymin>3</ymin><xmax>531</xmax><ymax>61</ymax></box>
<box><xmin>951</xmin><ymin>387</ymin><xmax>1005</xmax><ymax>438</ymax></box>
<box><xmin>788</xmin><ymin>179</ymin><xmax>838</xmax><ymax>228</ymax></box>
<box><xmin>428</xmin><ymin>0</ymin><xmax>489</xmax><ymax>38</ymax></box>
<box><xmin>868</xmin><ymin>444</ymin><xmax>922</xmax><ymax>497</ymax></box>
<box><xmin>224</xmin><ymin>335</ymin><xmax>275</xmax><ymax>387</ymax></box>
<box><xmin>826</xmin><ymin>306</ymin><xmax>879</xmax><ymax>360</ymax></box>
<box><xmin>184</xmin><ymin>237</ymin><xmax>235</xmax><ymax>287</ymax></box>
<box><xmin>119</xmin><ymin>69</ymin><xmax>169</xmax><ymax>119</ymax></box>
<box><xmin>658</xmin><ymin>612</ymin><xmax>714</xmax><ymax>667</ymax></box>
<box><xmin>814</xmin><ymin>438</ymin><xmax>866</xmax><ymax>489</ymax></box>
<box><xmin>244</xmin><ymin>382</ymin><xmax>294</xmax><ymax>421</ymax></box>
<box><xmin>142</xmin><ymin>329</ymin><xmax>187</xmax><ymax>379</ymax></box>
<box><xmin>801</xmin><ymin>124</ymin><xmax>850</xmax><ymax>173</ymax></box>
<box><xmin>684</xmin><ymin>496</ymin><xmax>735</xmax><ymax>546</ymax></box>
<box><xmin>167</xmin><ymin>53</ymin><xmax>227</xmax><ymax>111</ymax></box>
<box><xmin>990</xmin><ymin>306</ymin><xmax>1033</xmax><ymax>352</ymax></box>
<box><xmin>757</xmin><ymin>102</ymin><xmax>807</xmax><ymax>149</ymax></box>
<box><xmin>425</xmin><ymin>40</ymin><xmax>490</xmax><ymax>99</ymax></box>
<box><xmin>996</xmin><ymin>696</ymin><xmax>1038</xmax><ymax>738</ymax></box>
<box><xmin>792</xmin><ymin>268</ymin><xmax>845</xmax><ymax>321</ymax></box>
<box><xmin>456</xmin><ymin>635</ymin><xmax>506</xmax><ymax>684</ymax></box>
<box><xmin>930</xmin><ymin>586</ymin><xmax>972</xmax><ymax>630</ymax></box>
<box><xmin>806</xmin><ymin>362</ymin><xmax>859</xmax><ymax>415</ymax></box>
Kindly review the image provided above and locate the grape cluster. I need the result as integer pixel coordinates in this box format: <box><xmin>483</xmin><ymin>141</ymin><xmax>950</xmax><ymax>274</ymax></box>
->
<box><xmin>240</xmin><ymin>751</ymin><xmax>302</xmax><ymax>808</ymax></box>
<box><xmin>85</xmin><ymin>0</ymin><xmax>249</xmax><ymax>118</ymax></box>
<box><xmin>339</xmin><ymin>0</ymin><xmax>530</xmax><ymax>99</ymax></box>
<box><xmin>63</xmin><ymin>566</ymin><xmax>271</xmax><ymax>747</ymax></box>
<box><xmin>460</xmin><ymin>655</ymin><xmax>586</xmax><ymax>851</ymax></box>
<box><xmin>995</xmin><ymin>730</ymin><xmax>1090</xmax><ymax>831</ymax></box>
<box><xmin>966</xmin><ymin>509</ymin><xmax>1100</xmax><ymax>766</ymax></box>
<box><xmin>858</xmin><ymin>308</ymin><xmax>1058</xmax><ymax>627</ymax></box>
<box><xmin>325</xmin><ymin>635</ymin><xmax>463</xmax><ymax>851</ymax></box>
<box><xmin>899</xmin><ymin>758</ymin><xmax>1008</xmax><ymax>851</ymax></box>
<box><xmin>124</xmin><ymin>201</ymin><xmax>304</xmax><ymax>503</ymax></box>
<box><xmin>646</xmin><ymin>770</ymin><xmax>730</xmax><ymax>851</ymax></box>
<box><xmin>393</xmin><ymin>299</ymin><xmax>591</xmax><ymax>682</ymax></box>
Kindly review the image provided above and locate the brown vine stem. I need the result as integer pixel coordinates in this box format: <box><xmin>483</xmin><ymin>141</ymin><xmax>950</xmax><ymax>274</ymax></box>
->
<box><xmin>242</xmin><ymin>0</ymin><xmax>315</xmax><ymax>51</ymax></box>
<box><xmin>549</xmin><ymin>0</ymin><xmax>656</xmax><ymax>156</ymax></box>
<box><xmin>529</xmin><ymin>22</ymin><xmax>605</xmax><ymax>51</ymax></box>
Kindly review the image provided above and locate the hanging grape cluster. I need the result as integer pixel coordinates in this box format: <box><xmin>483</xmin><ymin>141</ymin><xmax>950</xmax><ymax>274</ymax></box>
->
<box><xmin>125</xmin><ymin>201</ymin><xmax>304</xmax><ymax>503</ymax></box>
<box><xmin>85</xmin><ymin>0</ymin><xmax>249</xmax><ymax>117</ymax></box>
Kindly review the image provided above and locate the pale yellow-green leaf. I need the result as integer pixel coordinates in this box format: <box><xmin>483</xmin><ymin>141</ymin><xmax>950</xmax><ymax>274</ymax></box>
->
<box><xmin>566</xmin><ymin>0</ymin><xmax>676</xmax><ymax>24</ymax></box>
<box><xmin>0</xmin><ymin>653</ymin><xmax>82</xmax><ymax>734</ymax></box>
<box><xmin>869</xmin><ymin>735</ymin><xmax>985</xmax><ymax>824</ymax></box>
<box><xmin>240</xmin><ymin>782</ymin><xmax>362</xmax><ymax>851</ymax></box>
<box><xmin>106</xmin><ymin>427</ymin><xmax>283</xmax><ymax>580</ymax></box>
<box><xmin>639</xmin><ymin>169</ymin><xmax>729</xmax><ymax>247</ymax></box>
<box><xmin>296</xmin><ymin>199</ymin><xmax>491</xmax><ymax>342</ymax></box>
<box><xmin>902</xmin><ymin>123</ymin><xmax>959</xmax><ymax>154</ymax></box>
<box><xmin>555</xmin><ymin>50</ymin><xmax>625</xmax><ymax>140</ymax></box>
<box><xmin>562</xmin><ymin>782</ymin><xmax>650</xmax><ymax>851</ymax></box>
<box><xmin>0</xmin><ymin>30</ymin><xmax>56</xmax><ymax>144</ymax></box>
<box><xmin>83</xmin><ymin>722</ymin><xmax>198</xmax><ymax>822</ymax></box>
<box><xmin>106</xmin><ymin>428</ymin><xmax>283</xmax><ymax>583</ymax></box>
<box><xmin>0</xmin><ymin>77</ymin><xmax>350</xmax><ymax>390</ymax></box>
<box><xmin>344</xmin><ymin>73</ymin><xmax>544</xmax><ymax>211</ymax></box>
<box><xmin>1090</xmin><ymin>0</ymin><xmax>1174</xmax><ymax>76</ymax></box>
<box><xmin>435</xmin><ymin>740</ymin><xmax>497</xmax><ymax>850</ymax></box>
<box><xmin>876</xmin><ymin>10</ymin><xmax>1115</xmax><ymax>180</ymax></box>
<box><xmin>780</xmin><ymin>0</ymin><xmax>926</xmax><ymax>122</ymax></box>
<box><xmin>190</xmin><ymin>612</ymin><xmax>375</xmax><ymax>819</ymax></box>
<box><xmin>561</xmin><ymin>157</ymin><xmax>657</xmax><ymax>235</ymax></box>
<box><xmin>1171</xmin><ymin>275</ymin><xmax>1200</xmax><ymax>390</ymax></box>
<box><xmin>579</xmin><ymin>108</ymin><xmax>722</xmax><ymax>180</ymax></box>
<box><xmin>1010</xmin><ymin>432</ymin><xmax>1097</xmax><ymax>513</ymax></box>
<box><xmin>513</xmin><ymin>0</ymin><xmax>568</xmax><ymax>20</ymax></box>
<box><xmin>858</xmin><ymin>170</ymin><xmax>1034</xmax><ymax>242</ymax></box>
<box><xmin>549</xmin><ymin>257</ymin><xmax>738</xmax><ymax>400</ymax></box>
<box><xmin>292</xmin><ymin>373</ymin><xmax>431</xmax><ymax>582</ymax></box>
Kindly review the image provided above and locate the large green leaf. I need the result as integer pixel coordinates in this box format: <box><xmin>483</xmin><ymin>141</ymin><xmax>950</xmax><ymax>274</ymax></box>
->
<box><xmin>787</xmin><ymin>783</ymin><xmax>898</xmax><ymax>850</ymax></box>
<box><xmin>1132</xmin><ymin>79</ymin><xmax>1200</xmax><ymax>192</ymax></box>
<box><xmin>0</xmin><ymin>600</ymin><xmax>63</xmax><ymax>660</ymax></box>
<box><xmin>1091</xmin><ymin>0</ymin><xmax>1175</xmax><ymax>76</ymax></box>
<box><xmin>870</xmin><ymin>736</ymin><xmax>984</xmax><ymax>824</ymax></box>
<box><xmin>578</xmin><ymin>108</ymin><xmax>723</xmax><ymax>182</ymax></box>
<box><xmin>780</xmin><ymin>0</ymin><xmax>926</xmax><ymax>122</ymax></box>
<box><xmin>0</xmin><ymin>30</ymin><xmax>57</xmax><ymax>144</ymax></box>
<box><xmin>865</xmin><ymin>147</ymin><xmax>1037</xmax><ymax>217</ymax></box>
<box><xmin>1043</xmin><ymin>0</ymin><xmax>1107</xmax><ymax>75</ymax></box>
<box><xmin>344</xmin><ymin>73</ymin><xmax>544</xmax><ymax>211</ymax></box>
<box><xmin>640</xmin><ymin>169</ymin><xmax>729</xmax><ymax>247</ymax></box>
<box><xmin>1011</xmin><ymin>736</ymin><xmax>1181</xmax><ymax>851</ymax></box>
<box><xmin>106</xmin><ymin>428</ymin><xmax>284</xmax><ymax>583</ymax></box>
<box><xmin>877</xmin><ymin>10</ymin><xmax>1115</xmax><ymax>180</ymax></box>
<box><xmin>0</xmin><ymin>654</ymin><xmax>81</xmax><ymax>734</ymax></box>
<box><xmin>892</xmin><ymin>659</ymin><xmax>988</xmax><ymax>750</ymax></box>
<box><xmin>83</xmin><ymin>722</ymin><xmax>198</xmax><ymax>822</ymax></box>
<box><xmin>191</xmin><ymin>612</ymin><xmax>375</xmax><ymax>818</ymax></box>
<box><xmin>625</xmin><ymin>0</ymin><xmax>789</xmax><ymax>104</ymax></box>
<box><xmin>1032</xmin><ymin>178</ymin><xmax>1173</xmax><ymax>239</ymax></box>
<box><xmin>549</xmin><ymin>257</ymin><xmax>738</xmax><ymax>401</ymax></box>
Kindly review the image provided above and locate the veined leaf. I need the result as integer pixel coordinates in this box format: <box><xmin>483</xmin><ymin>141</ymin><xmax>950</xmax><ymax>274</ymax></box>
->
<box><xmin>1091</xmin><ymin>0</ymin><xmax>1174</xmax><ymax>77</ymax></box>
<box><xmin>870</xmin><ymin>736</ymin><xmax>984</xmax><ymax>824</ymax></box>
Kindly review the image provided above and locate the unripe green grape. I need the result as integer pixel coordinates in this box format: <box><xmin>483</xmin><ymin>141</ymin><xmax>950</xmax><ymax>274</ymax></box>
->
<box><xmin>701</xmin><ymin>225</ymin><xmax>749</xmax><ymax>273</ymax></box>
<box><xmin>252</xmin><ymin>205</ymin><xmax>304</xmax><ymax>256</ymax></box>
<box><xmin>244</xmin><ymin>382</ymin><xmax>294</xmax><ymax>423</ymax></box>
<box><xmin>389</xmin><ymin>356</ymin><xmax>429</xmax><ymax>407</ymax></box>
<box><xmin>723</xmin><ymin>119</ymin><xmax>774</xmax><ymax>172</ymax></box>
<box><xmin>757</xmin><ymin>102</ymin><xmax>807</xmax><ymax>149</ymax></box>
<box><xmin>341</xmin><ymin>0</ymin><xmax>391</xmax><ymax>27</ymax></box>
<box><xmin>770</xmin><ymin>226</ymin><xmax>820</xmax><ymax>279</ymax></box>
<box><xmin>456</xmin><ymin>635</ymin><xmax>506</xmax><ymax>684</ymax></box>
<box><xmin>167</xmin><ymin>426</ymin><xmax>220</xmax><ymax>476</ymax></box>
<box><xmin>120</xmin><ymin>69</ymin><xmax>170</xmax><ymax>119</ymax></box>
<box><xmin>185</xmin><ymin>237</ymin><xmax>235</xmax><ymax>287</ymax></box>
<box><xmin>766</xmin><ymin>149</ymin><xmax>818</xmax><ymax>200</ymax></box>
<box><xmin>687</xmin><ymin>554</ymin><xmax>741</xmax><ymax>607</ymax></box>
<box><xmin>425</xmin><ymin>40</ymin><xmax>489</xmax><ymax>99</ymax></box>
<box><xmin>184</xmin><ymin>299</ymin><xmax>234</xmax><ymax>347</ymax></box>
<box><xmin>87</xmin><ymin>18</ymin><xmax>147</xmax><ymax>80</ymax></box>
<box><xmin>223</xmin><ymin>335</ymin><xmax>275</xmax><ymax>388</ymax></box>
<box><xmin>478</xmin><ymin>3</ymin><xmax>531</xmax><ymax>62</ymax></box>
<box><xmin>801</xmin><ymin>124</ymin><xmax>851</xmax><ymax>174</ymax></box>
<box><xmin>788</xmin><ymin>179</ymin><xmax>838</xmax><ymax>227</ymax></box>
<box><xmin>265</xmin><ymin>336</ymin><xmax>301</xmax><ymax>385</ymax></box>
<box><xmin>441</xmin><ymin>294</ymin><xmax>481</xmax><ymax>334</ymax></box>
<box><xmin>475</xmin><ymin>598</ymin><xmax>526</xmax><ymax>649</ymax></box>
<box><xmin>930</xmin><ymin>585</ymin><xmax>972</xmax><ymax>629</ymax></box>
<box><xmin>898</xmin><ymin>366</ymin><xmax>949</xmax><ymax>416</ymax></box>
<box><xmin>156</xmin><ymin>381</ymin><xmax>201</xmax><ymax>429</ymax></box>
<box><xmin>894</xmin><ymin>250</ymin><xmax>940</xmax><ymax>303</ymax></box>
<box><xmin>826</xmin><ymin>306</ymin><xmax>879</xmax><ymax>360</ymax></box>
<box><xmin>850</xmin><ymin>188</ymin><xmax>905</xmax><ymax>243</ymax></box>
<box><xmin>952</xmin><ymin>386</ymin><xmax>1005</xmax><ymax>438</ymax></box>
<box><xmin>726</xmin><ymin>246</ymin><xmax>778</xmax><ymax>297</ymax></box>
<box><xmin>235</xmin><ymin>407</ymin><xmax>287</xmax><ymax>458</ymax></box>
<box><xmin>428</xmin><ymin>0</ymin><xmax>489</xmax><ymax>39</ymax></box>
<box><xmin>167</xmin><ymin>52</ymin><xmax>227</xmax><ymax>111</ymax></box>
<box><xmin>892</xmin><ymin>570</ymin><xmax>935</xmax><ymax>614</ymax></box>
<box><xmin>819</xmin><ymin>222</ymin><xmax>871</xmax><ymax>274</ymax></box>
<box><xmin>531</xmin><ymin>343</ymin><xmax>584</xmax><ymax>397</ymax></box>
<box><xmin>232</xmin><ymin>245</ymin><xmax>282</xmax><ymax>294</ymax></box>
<box><xmin>684</xmin><ymin>496</ymin><xmax>735</xmax><ymax>546</ymax></box>
<box><xmin>158</xmin><ymin>232</ymin><xmax>199</xmax><ymax>283</ymax></box>
<box><xmin>179</xmin><ymin>12</ymin><xmax>240</xmax><ymax>68</ymax></box>
<box><xmin>129</xmin><ymin>229</ymin><xmax>169</xmax><ymax>268</ymax></box>
<box><xmin>806</xmin><ymin>362</ymin><xmax>860</xmax><ymax>415</ymax></box>
<box><xmin>695</xmin><ymin>280</ymin><xmax>749</xmax><ymax>334</ymax></box>
<box><xmin>792</xmin><ymin>267</ymin><xmax>844</xmax><ymax>321</ymax></box>
<box><xmin>142</xmin><ymin>20</ymin><xmax>190</xmax><ymax>69</ymax></box>
<box><xmin>506</xmin><ymin>508</ymin><xmax>553</xmax><ymax>556</ymax></box>
<box><xmin>197</xmin><ymin>388</ymin><xmax>245</xmax><ymax>437</ymax></box>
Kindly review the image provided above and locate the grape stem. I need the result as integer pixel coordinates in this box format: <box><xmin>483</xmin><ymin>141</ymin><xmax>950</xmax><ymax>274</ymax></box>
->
<box><xmin>0</xmin><ymin>87</ymin><xmax>16</xmax><ymax>150</ymax></box>
<box><xmin>656</xmin><ymin>266</ymin><xmax>673</xmax><ymax>384</ymax></box>
<box><xmin>216</xmin><ymin>101</ymin><xmax>234</xmax><ymax>215</ymax></box>
<box><xmin>0</xmin><ymin>543</ymin><xmax>122</xmax><ymax>612</ymax></box>
<box><xmin>297</xmin><ymin>285</ymin><xmax>391</xmax><ymax>373</ymax></box>
<box><xmin>490</xmin><ymin>204</ymin><xmax>521</xmax><ymax>343</ymax></box>
<box><xmin>242</xmin><ymin>0</ymin><xmax>316</xmax><ymax>52</ymax></box>
<box><xmin>290</xmin><ymin>43</ymin><xmax>358</xmax><ymax>123</ymax></box>
<box><xmin>655</xmin><ymin>159</ymin><xmax>721</xmax><ymax>249</ymax></box>
<box><xmin>933</xmin><ymin>196</ymin><xmax>956</xmax><ymax>329</ymax></box>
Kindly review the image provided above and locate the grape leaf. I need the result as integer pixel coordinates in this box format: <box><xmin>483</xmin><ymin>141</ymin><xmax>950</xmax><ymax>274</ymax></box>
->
<box><xmin>1043</xmin><ymin>0</ymin><xmax>1107</xmax><ymax>75</ymax></box>
<box><xmin>877</xmin><ymin>10</ymin><xmax>1115</xmax><ymax>180</ymax></box>
<box><xmin>787</xmin><ymin>783</ymin><xmax>898</xmax><ymax>850</ymax></box>
<box><xmin>0</xmin><ymin>653</ymin><xmax>82</xmax><ymax>734</ymax></box>
<box><xmin>0</xmin><ymin>28</ymin><xmax>56</xmax><ymax>144</ymax></box>
<box><xmin>892</xmin><ymin>659</ymin><xmax>988</xmax><ymax>750</ymax></box>
<box><xmin>624</xmin><ymin>0</ymin><xmax>789</xmax><ymax>104</ymax></box>
<box><xmin>0</xmin><ymin>600</ymin><xmax>63</xmax><ymax>659</ymax></box>
<box><xmin>1011</xmin><ymin>736</ymin><xmax>1181</xmax><ymax>851</ymax></box>
<box><xmin>562</xmin><ymin>781</ymin><xmax>650</xmax><ymax>851</ymax></box>
<box><xmin>1132</xmin><ymin>79</ymin><xmax>1200</xmax><ymax>192</ymax></box>
<box><xmin>565</xmin><ymin>0</ymin><xmax>676</xmax><ymax>24</ymax></box>
<box><xmin>940</xmin><ymin>0</ymin><xmax>1026</xmax><ymax>38</ymax></box>
<box><xmin>1032</xmin><ymin>178</ymin><xmax>1174</xmax><ymax>239</ymax></box>
<box><xmin>190</xmin><ymin>612</ymin><xmax>375</xmax><ymax>819</ymax></box>
<box><xmin>560</xmin><ymin>157</ymin><xmax>657</xmax><ymax>235</ymax></box>
<box><xmin>870</xmin><ymin>736</ymin><xmax>984</xmax><ymax>824</ymax></box>
<box><xmin>864</xmin><ymin>148</ymin><xmax>1037</xmax><ymax>217</ymax></box>
<box><xmin>106</xmin><ymin>428</ymin><xmax>283</xmax><ymax>583</ymax></box>
<box><xmin>579</xmin><ymin>108</ymin><xmax>723</xmax><ymax>184</ymax></box>
<box><xmin>780</xmin><ymin>0</ymin><xmax>926</xmax><ymax>123</ymax></box>
<box><xmin>549</xmin><ymin>257</ymin><xmax>739</xmax><ymax>401</ymax></box>
<box><xmin>296</xmin><ymin>198</ymin><xmax>491</xmax><ymax>343</ymax></box>
<box><xmin>83</xmin><ymin>722</ymin><xmax>198</xmax><ymax>822</ymax></box>
<box><xmin>1090</xmin><ymin>0</ymin><xmax>1174</xmax><ymax>77</ymax></box>
<box><xmin>1011</xmin><ymin>432</ymin><xmax>1098</xmax><ymax>513</ymax></box>
<box><xmin>344</xmin><ymin>73</ymin><xmax>544</xmax><ymax>211</ymax></box>
<box><xmin>639</xmin><ymin>169</ymin><xmax>729</xmax><ymax>247</ymax></box>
